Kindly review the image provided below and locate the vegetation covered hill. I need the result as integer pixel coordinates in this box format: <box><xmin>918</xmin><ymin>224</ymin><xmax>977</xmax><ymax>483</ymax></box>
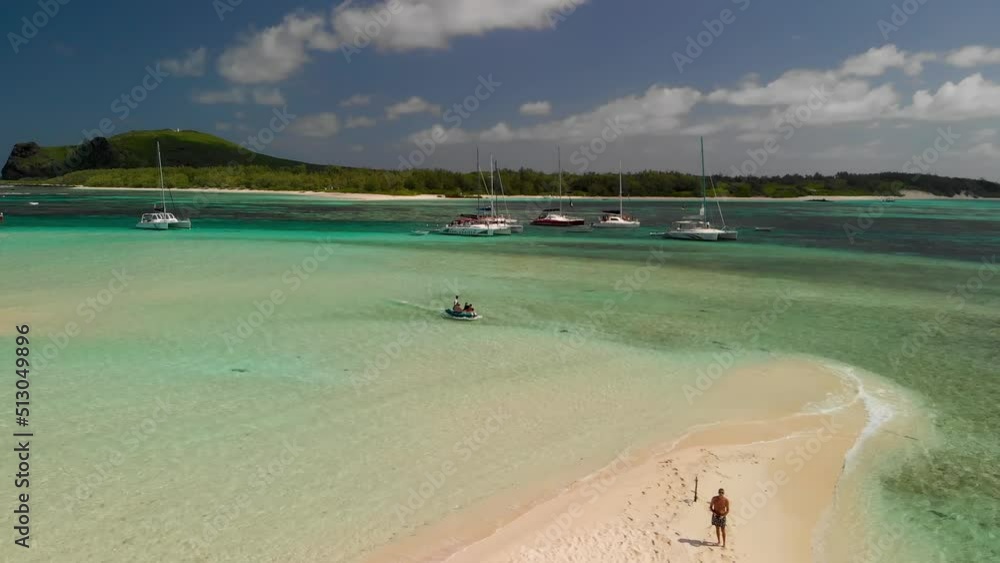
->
<box><xmin>4</xmin><ymin>130</ymin><xmax>999</xmax><ymax>197</ymax></box>
<box><xmin>1</xmin><ymin>129</ymin><xmax>319</xmax><ymax>180</ymax></box>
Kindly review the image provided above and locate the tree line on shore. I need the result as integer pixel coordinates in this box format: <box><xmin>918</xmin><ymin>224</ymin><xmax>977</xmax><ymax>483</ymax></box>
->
<box><xmin>7</xmin><ymin>165</ymin><xmax>999</xmax><ymax>198</ymax></box>
<box><xmin>5</xmin><ymin>130</ymin><xmax>997</xmax><ymax>197</ymax></box>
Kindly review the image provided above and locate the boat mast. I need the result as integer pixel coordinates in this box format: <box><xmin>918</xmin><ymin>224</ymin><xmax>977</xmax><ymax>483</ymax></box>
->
<box><xmin>710</xmin><ymin>175</ymin><xmax>728</xmax><ymax>228</ymax></box>
<box><xmin>557</xmin><ymin>146</ymin><xmax>563</xmax><ymax>213</ymax></box>
<box><xmin>493</xmin><ymin>160</ymin><xmax>507</xmax><ymax>217</ymax></box>
<box><xmin>157</xmin><ymin>141</ymin><xmax>166</xmax><ymax>211</ymax></box>
<box><xmin>489</xmin><ymin>153</ymin><xmax>495</xmax><ymax>217</ymax></box>
<box><xmin>700</xmin><ymin>136</ymin><xmax>706</xmax><ymax>218</ymax></box>
<box><xmin>496</xmin><ymin>158</ymin><xmax>511</xmax><ymax>218</ymax></box>
<box><xmin>491</xmin><ymin>154</ymin><xmax>498</xmax><ymax>218</ymax></box>
<box><xmin>476</xmin><ymin>146</ymin><xmax>482</xmax><ymax>213</ymax></box>
<box><xmin>619</xmin><ymin>160</ymin><xmax>624</xmax><ymax>215</ymax></box>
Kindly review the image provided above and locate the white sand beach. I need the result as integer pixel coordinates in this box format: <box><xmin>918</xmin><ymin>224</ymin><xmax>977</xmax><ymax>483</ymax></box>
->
<box><xmin>363</xmin><ymin>359</ymin><xmax>920</xmax><ymax>563</ymax></box>
<box><xmin>37</xmin><ymin>185</ymin><xmax>992</xmax><ymax>201</ymax></box>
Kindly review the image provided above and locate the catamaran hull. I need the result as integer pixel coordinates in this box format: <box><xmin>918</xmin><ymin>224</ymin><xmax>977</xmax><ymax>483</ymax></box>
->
<box><xmin>718</xmin><ymin>230</ymin><xmax>738</xmax><ymax>240</ymax></box>
<box><xmin>666</xmin><ymin>231</ymin><xmax>720</xmax><ymax>241</ymax></box>
<box><xmin>135</xmin><ymin>222</ymin><xmax>169</xmax><ymax>230</ymax></box>
<box><xmin>436</xmin><ymin>225</ymin><xmax>503</xmax><ymax>236</ymax></box>
<box><xmin>169</xmin><ymin>220</ymin><xmax>192</xmax><ymax>229</ymax></box>
<box><xmin>592</xmin><ymin>222</ymin><xmax>640</xmax><ymax>228</ymax></box>
<box><xmin>464</xmin><ymin>219</ymin><xmax>515</xmax><ymax>235</ymax></box>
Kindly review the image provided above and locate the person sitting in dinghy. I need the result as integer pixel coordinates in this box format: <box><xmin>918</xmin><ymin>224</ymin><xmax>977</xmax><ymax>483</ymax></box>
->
<box><xmin>453</xmin><ymin>296</ymin><xmax>462</xmax><ymax>312</ymax></box>
<box><xmin>463</xmin><ymin>303</ymin><xmax>475</xmax><ymax>314</ymax></box>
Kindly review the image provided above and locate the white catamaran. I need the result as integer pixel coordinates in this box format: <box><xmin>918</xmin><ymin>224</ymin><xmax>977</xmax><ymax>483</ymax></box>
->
<box><xmin>488</xmin><ymin>157</ymin><xmax>523</xmax><ymax>233</ymax></box>
<box><xmin>435</xmin><ymin>150</ymin><xmax>512</xmax><ymax>236</ymax></box>
<box><xmin>708</xmin><ymin>175</ymin><xmax>738</xmax><ymax>240</ymax></box>
<box><xmin>666</xmin><ymin>138</ymin><xmax>735</xmax><ymax>241</ymax></box>
<box><xmin>136</xmin><ymin>142</ymin><xmax>192</xmax><ymax>230</ymax></box>
<box><xmin>593</xmin><ymin>161</ymin><xmax>640</xmax><ymax>228</ymax></box>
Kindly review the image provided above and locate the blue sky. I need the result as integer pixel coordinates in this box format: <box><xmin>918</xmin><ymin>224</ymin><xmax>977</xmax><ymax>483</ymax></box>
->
<box><xmin>3</xmin><ymin>0</ymin><xmax>1000</xmax><ymax>179</ymax></box>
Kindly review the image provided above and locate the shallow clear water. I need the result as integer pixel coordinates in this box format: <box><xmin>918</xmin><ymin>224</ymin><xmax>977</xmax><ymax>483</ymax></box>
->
<box><xmin>0</xmin><ymin>188</ymin><xmax>997</xmax><ymax>562</ymax></box>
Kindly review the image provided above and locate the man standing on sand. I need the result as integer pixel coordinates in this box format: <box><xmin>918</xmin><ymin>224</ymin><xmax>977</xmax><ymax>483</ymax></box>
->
<box><xmin>710</xmin><ymin>488</ymin><xmax>730</xmax><ymax>548</ymax></box>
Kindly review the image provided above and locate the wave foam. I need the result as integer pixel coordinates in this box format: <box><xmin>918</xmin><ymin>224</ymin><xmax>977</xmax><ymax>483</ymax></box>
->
<box><xmin>820</xmin><ymin>361</ymin><xmax>898</xmax><ymax>471</ymax></box>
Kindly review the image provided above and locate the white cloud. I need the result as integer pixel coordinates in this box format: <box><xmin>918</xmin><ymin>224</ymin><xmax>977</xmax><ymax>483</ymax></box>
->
<box><xmin>698</xmin><ymin>45</ymin><xmax>949</xmax><ymax>137</ymax></box>
<box><xmin>837</xmin><ymin>45</ymin><xmax>934</xmax><ymax>78</ymax></box>
<box><xmin>734</xmin><ymin>131</ymin><xmax>773</xmax><ymax>143</ymax></box>
<box><xmin>944</xmin><ymin>46</ymin><xmax>1000</xmax><ymax>68</ymax></box>
<box><xmin>840</xmin><ymin>45</ymin><xmax>940</xmax><ymax>77</ymax></box>
<box><xmin>520</xmin><ymin>85</ymin><xmax>701</xmax><ymax>141</ymax></box>
<box><xmin>193</xmin><ymin>88</ymin><xmax>247</xmax><ymax>104</ymax></box>
<box><xmin>706</xmin><ymin>44</ymin><xmax>1000</xmax><ymax>122</ymax></box>
<box><xmin>716</xmin><ymin>82</ymin><xmax>900</xmax><ymax>143</ymax></box>
<box><xmin>707</xmin><ymin>70</ymin><xmax>842</xmax><ymax>106</ymax></box>
<box><xmin>967</xmin><ymin>142</ymin><xmax>1000</xmax><ymax>158</ymax></box>
<box><xmin>679</xmin><ymin>118</ymin><xmax>744</xmax><ymax>137</ymax></box>
<box><xmin>333</xmin><ymin>0</ymin><xmax>588</xmax><ymax>51</ymax></box>
<box><xmin>289</xmin><ymin>113</ymin><xmax>341</xmax><ymax>137</ymax></box>
<box><xmin>345</xmin><ymin>115</ymin><xmax>377</xmax><ymax>128</ymax></box>
<box><xmin>705</xmin><ymin>75</ymin><xmax>901</xmax><ymax>129</ymax></box>
<box><xmin>901</xmin><ymin>74</ymin><xmax>1000</xmax><ymax>120</ymax></box>
<box><xmin>217</xmin><ymin>1</ymin><xmax>584</xmax><ymax>83</ymax></box>
<box><xmin>340</xmin><ymin>94</ymin><xmax>372</xmax><ymax>107</ymax></box>
<box><xmin>705</xmin><ymin>45</ymin><xmax>940</xmax><ymax>123</ymax></box>
<box><xmin>410</xmin><ymin>85</ymin><xmax>700</xmax><ymax>145</ymax></box>
<box><xmin>160</xmin><ymin>47</ymin><xmax>207</xmax><ymax>77</ymax></box>
<box><xmin>404</xmin><ymin>43</ymin><xmax>1000</xmax><ymax>156</ymax></box>
<box><xmin>813</xmin><ymin>139</ymin><xmax>884</xmax><ymax>159</ymax></box>
<box><xmin>969</xmin><ymin>128</ymin><xmax>998</xmax><ymax>143</ymax></box>
<box><xmin>903</xmin><ymin>53</ymin><xmax>938</xmax><ymax>76</ymax></box>
<box><xmin>519</xmin><ymin>101</ymin><xmax>552</xmax><ymax>116</ymax></box>
<box><xmin>480</xmin><ymin>122</ymin><xmax>516</xmax><ymax>142</ymax></box>
<box><xmin>407</xmin><ymin>124</ymin><xmax>471</xmax><ymax>146</ymax></box>
<box><xmin>386</xmin><ymin>96</ymin><xmax>442</xmax><ymax>120</ymax></box>
<box><xmin>840</xmin><ymin>45</ymin><xmax>907</xmax><ymax>77</ymax></box>
<box><xmin>192</xmin><ymin>87</ymin><xmax>286</xmax><ymax>105</ymax></box>
<box><xmin>218</xmin><ymin>13</ymin><xmax>338</xmax><ymax>83</ymax></box>
<box><xmin>215</xmin><ymin>122</ymin><xmax>233</xmax><ymax>132</ymax></box>
<box><xmin>252</xmin><ymin>87</ymin><xmax>286</xmax><ymax>105</ymax></box>
<box><xmin>805</xmin><ymin>84</ymin><xmax>900</xmax><ymax>125</ymax></box>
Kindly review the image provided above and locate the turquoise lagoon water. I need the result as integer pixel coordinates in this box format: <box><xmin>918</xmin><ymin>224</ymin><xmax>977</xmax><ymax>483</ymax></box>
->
<box><xmin>0</xmin><ymin>188</ymin><xmax>998</xmax><ymax>562</ymax></box>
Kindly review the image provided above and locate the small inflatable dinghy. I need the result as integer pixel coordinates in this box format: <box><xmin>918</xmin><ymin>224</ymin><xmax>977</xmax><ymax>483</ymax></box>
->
<box><xmin>442</xmin><ymin>309</ymin><xmax>482</xmax><ymax>321</ymax></box>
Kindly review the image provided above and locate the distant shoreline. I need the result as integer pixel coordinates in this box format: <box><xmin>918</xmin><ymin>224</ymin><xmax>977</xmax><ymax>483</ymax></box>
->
<box><xmin>0</xmin><ymin>184</ymin><xmax>989</xmax><ymax>202</ymax></box>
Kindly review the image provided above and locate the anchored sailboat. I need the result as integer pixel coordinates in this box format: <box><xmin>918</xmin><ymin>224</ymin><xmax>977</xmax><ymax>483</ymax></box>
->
<box><xmin>709</xmin><ymin>175</ymin><xmax>738</xmax><ymax>240</ymax></box>
<box><xmin>135</xmin><ymin>142</ymin><xmax>191</xmax><ymax>230</ymax></box>
<box><xmin>436</xmin><ymin>149</ymin><xmax>511</xmax><ymax>236</ymax></box>
<box><xmin>531</xmin><ymin>147</ymin><xmax>585</xmax><ymax>226</ymax></box>
<box><xmin>489</xmin><ymin>157</ymin><xmax>523</xmax><ymax>233</ymax></box>
<box><xmin>665</xmin><ymin>138</ymin><xmax>734</xmax><ymax>241</ymax></box>
<box><xmin>593</xmin><ymin>161</ymin><xmax>640</xmax><ymax>228</ymax></box>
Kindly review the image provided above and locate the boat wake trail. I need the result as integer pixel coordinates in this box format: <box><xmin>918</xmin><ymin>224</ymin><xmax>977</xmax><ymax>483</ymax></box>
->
<box><xmin>388</xmin><ymin>299</ymin><xmax>440</xmax><ymax>313</ymax></box>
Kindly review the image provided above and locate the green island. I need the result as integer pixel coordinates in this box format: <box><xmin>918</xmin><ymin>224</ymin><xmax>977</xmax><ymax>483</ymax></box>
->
<box><xmin>3</xmin><ymin>129</ymin><xmax>998</xmax><ymax>197</ymax></box>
